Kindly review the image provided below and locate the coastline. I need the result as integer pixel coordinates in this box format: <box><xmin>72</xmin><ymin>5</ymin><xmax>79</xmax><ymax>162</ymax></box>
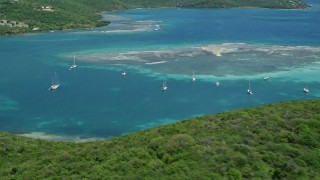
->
<box><xmin>18</xmin><ymin>132</ymin><xmax>104</xmax><ymax>142</ymax></box>
<box><xmin>0</xmin><ymin>1</ymin><xmax>310</xmax><ymax>36</ymax></box>
<box><xmin>1</xmin><ymin>99</ymin><xmax>319</xmax><ymax>179</ymax></box>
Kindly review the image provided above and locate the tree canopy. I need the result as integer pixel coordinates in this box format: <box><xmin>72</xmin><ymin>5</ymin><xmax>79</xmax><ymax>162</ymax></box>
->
<box><xmin>0</xmin><ymin>0</ymin><xmax>309</xmax><ymax>35</ymax></box>
<box><xmin>1</xmin><ymin>99</ymin><xmax>319</xmax><ymax>179</ymax></box>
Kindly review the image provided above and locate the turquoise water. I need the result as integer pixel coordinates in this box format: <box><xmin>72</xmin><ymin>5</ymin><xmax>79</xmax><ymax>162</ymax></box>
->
<box><xmin>0</xmin><ymin>2</ymin><xmax>320</xmax><ymax>140</ymax></box>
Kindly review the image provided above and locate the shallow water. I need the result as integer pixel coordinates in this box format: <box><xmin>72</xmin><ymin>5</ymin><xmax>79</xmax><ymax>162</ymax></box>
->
<box><xmin>0</xmin><ymin>2</ymin><xmax>319</xmax><ymax>140</ymax></box>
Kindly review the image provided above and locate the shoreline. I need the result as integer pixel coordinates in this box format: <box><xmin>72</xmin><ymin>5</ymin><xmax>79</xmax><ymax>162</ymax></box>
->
<box><xmin>0</xmin><ymin>2</ymin><xmax>311</xmax><ymax>36</ymax></box>
<box><xmin>17</xmin><ymin>131</ymin><xmax>105</xmax><ymax>142</ymax></box>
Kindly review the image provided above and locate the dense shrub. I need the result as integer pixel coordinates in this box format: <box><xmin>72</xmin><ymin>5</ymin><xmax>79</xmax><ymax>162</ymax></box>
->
<box><xmin>0</xmin><ymin>99</ymin><xmax>319</xmax><ymax>178</ymax></box>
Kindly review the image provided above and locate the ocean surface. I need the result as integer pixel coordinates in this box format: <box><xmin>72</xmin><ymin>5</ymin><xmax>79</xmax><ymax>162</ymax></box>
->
<box><xmin>0</xmin><ymin>1</ymin><xmax>319</xmax><ymax>141</ymax></box>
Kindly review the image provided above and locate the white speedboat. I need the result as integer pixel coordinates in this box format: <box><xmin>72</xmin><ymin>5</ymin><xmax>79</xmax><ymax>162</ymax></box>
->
<box><xmin>216</xmin><ymin>81</ymin><xmax>220</xmax><ymax>87</ymax></box>
<box><xmin>263</xmin><ymin>76</ymin><xmax>269</xmax><ymax>80</ymax></box>
<box><xmin>303</xmin><ymin>87</ymin><xmax>309</xmax><ymax>93</ymax></box>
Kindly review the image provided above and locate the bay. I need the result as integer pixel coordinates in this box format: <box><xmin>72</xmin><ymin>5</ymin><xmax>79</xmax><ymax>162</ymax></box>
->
<box><xmin>0</xmin><ymin>1</ymin><xmax>319</xmax><ymax>140</ymax></box>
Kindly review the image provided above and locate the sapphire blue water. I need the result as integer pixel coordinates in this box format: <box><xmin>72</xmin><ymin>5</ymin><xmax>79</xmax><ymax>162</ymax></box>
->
<box><xmin>0</xmin><ymin>2</ymin><xmax>319</xmax><ymax>140</ymax></box>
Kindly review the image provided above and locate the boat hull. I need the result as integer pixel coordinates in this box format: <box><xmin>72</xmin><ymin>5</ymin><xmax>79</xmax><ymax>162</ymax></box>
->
<box><xmin>49</xmin><ymin>84</ymin><xmax>59</xmax><ymax>91</ymax></box>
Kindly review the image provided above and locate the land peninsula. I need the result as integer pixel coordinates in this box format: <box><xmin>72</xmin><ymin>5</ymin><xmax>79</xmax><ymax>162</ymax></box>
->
<box><xmin>0</xmin><ymin>0</ymin><xmax>309</xmax><ymax>35</ymax></box>
<box><xmin>0</xmin><ymin>99</ymin><xmax>319</xmax><ymax>179</ymax></box>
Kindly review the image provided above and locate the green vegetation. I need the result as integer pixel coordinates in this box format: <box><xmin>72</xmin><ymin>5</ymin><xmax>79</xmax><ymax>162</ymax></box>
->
<box><xmin>121</xmin><ymin>0</ymin><xmax>308</xmax><ymax>9</ymax></box>
<box><xmin>1</xmin><ymin>99</ymin><xmax>320</xmax><ymax>179</ymax></box>
<box><xmin>0</xmin><ymin>0</ymin><xmax>309</xmax><ymax>35</ymax></box>
<box><xmin>0</xmin><ymin>0</ymin><xmax>122</xmax><ymax>35</ymax></box>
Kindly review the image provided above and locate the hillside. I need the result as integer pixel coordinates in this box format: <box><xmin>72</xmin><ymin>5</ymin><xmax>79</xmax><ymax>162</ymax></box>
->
<box><xmin>121</xmin><ymin>0</ymin><xmax>308</xmax><ymax>9</ymax></box>
<box><xmin>0</xmin><ymin>0</ymin><xmax>309</xmax><ymax>35</ymax></box>
<box><xmin>1</xmin><ymin>99</ymin><xmax>319</xmax><ymax>179</ymax></box>
<box><xmin>0</xmin><ymin>0</ymin><xmax>122</xmax><ymax>35</ymax></box>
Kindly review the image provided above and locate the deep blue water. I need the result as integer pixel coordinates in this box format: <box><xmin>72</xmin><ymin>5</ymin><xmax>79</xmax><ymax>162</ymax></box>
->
<box><xmin>0</xmin><ymin>2</ymin><xmax>319</xmax><ymax>140</ymax></box>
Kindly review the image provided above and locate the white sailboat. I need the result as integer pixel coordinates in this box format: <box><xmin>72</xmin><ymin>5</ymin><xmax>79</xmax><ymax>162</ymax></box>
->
<box><xmin>303</xmin><ymin>61</ymin><xmax>309</xmax><ymax>93</ymax></box>
<box><xmin>303</xmin><ymin>82</ymin><xmax>309</xmax><ymax>93</ymax></box>
<box><xmin>247</xmin><ymin>81</ymin><xmax>253</xmax><ymax>95</ymax></box>
<box><xmin>48</xmin><ymin>72</ymin><xmax>60</xmax><ymax>91</ymax></box>
<box><xmin>121</xmin><ymin>65</ymin><xmax>126</xmax><ymax>76</ymax></box>
<box><xmin>161</xmin><ymin>78</ymin><xmax>167</xmax><ymax>91</ymax></box>
<box><xmin>192</xmin><ymin>69</ymin><xmax>196</xmax><ymax>82</ymax></box>
<box><xmin>247</xmin><ymin>82</ymin><xmax>253</xmax><ymax>95</ymax></box>
<box><xmin>69</xmin><ymin>53</ymin><xmax>77</xmax><ymax>70</ymax></box>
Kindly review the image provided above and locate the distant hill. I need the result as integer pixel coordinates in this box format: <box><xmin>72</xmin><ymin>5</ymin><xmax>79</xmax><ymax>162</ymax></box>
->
<box><xmin>0</xmin><ymin>0</ymin><xmax>309</xmax><ymax>35</ymax></box>
<box><xmin>121</xmin><ymin>0</ymin><xmax>308</xmax><ymax>9</ymax></box>
<box><xmin>1</xmin><ymin>99</ymin><xmax>319</xmax><ymax>179</ymax></box>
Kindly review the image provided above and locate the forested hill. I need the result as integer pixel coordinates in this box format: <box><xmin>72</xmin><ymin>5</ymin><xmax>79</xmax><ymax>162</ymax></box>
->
<box><xmin>0</xmin><ymin>0</ymin><xmax>309</xmax><ymax>35</ymax></box>
<box><xmin>0</xmin><ymin>0</ymin><xmax>123</xmax><ymax>35</ymax></box>
<box><xmin>1</xmin><ymin>99</ymin><xmax>320</xmax><ymax>179</ymax></box>
<box><xmin>121</xmin><ymin>0</ymin><xmax>308</xmax><ymax>9</ymax></box>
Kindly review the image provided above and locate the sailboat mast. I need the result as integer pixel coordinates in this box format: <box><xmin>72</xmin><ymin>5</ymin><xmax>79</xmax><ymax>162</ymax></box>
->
<box><xmin>73</xmin><ymin>53</ymin><xmax>76</xmax><ymax>65</ymax></box>
<box><xmin>55</xmin><ymin>72</ymin><xmax>59</xmax><ymax>85</ymax></box>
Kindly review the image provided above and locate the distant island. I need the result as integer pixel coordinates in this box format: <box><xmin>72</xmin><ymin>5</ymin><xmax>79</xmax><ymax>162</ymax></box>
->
<box><xmin>0</xmin><ymin>99</ymin><xmax>319</xmax><ymax>179</ymax></box>
<box><xmin>0</xmin><ymin>0</ymin><xmax>309</xmax><ymax>35</ymax></box>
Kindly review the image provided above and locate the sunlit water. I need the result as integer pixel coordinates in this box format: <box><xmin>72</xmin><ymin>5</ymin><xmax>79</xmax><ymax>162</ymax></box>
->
<box><xmin>0</xmin><ymin>1</ymin><xmax>319</xmax><ymax>141</ymax></box>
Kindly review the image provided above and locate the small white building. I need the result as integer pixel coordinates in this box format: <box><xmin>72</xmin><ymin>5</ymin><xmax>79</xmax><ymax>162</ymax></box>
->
<box><xmin>41</xmin><ymin>6</ymin><xmax>54</xmax><ymax>11</ymax></box>
<box><xmin>17</xmin><ymin>22</ymin><xmax>29</xmax><ymax>28</ymax></box>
